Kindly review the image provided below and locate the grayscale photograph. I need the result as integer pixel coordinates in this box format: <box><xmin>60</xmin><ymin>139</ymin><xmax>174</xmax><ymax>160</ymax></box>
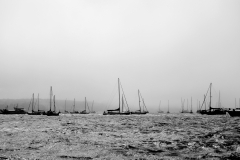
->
<box><xmin>0</xmin><ymin>0</ymin><xmax>240</xmax><ymax>159</ymax></box>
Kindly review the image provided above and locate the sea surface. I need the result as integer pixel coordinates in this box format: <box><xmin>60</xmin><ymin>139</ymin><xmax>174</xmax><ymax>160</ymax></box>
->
<box><xmin>0</xmin><ymin>113</ymin><xmax>240</xmax><ymax>159</ymax></box>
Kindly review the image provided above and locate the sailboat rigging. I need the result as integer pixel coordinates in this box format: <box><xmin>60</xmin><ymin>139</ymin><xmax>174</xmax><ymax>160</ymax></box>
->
<box><xmin>103</xmin><ymin>78</ymin><xmax>131</xmax><ymax>115</ymax></box>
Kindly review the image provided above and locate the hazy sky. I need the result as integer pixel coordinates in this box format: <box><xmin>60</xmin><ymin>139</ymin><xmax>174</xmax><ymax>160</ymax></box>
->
<box><xmin>1</xmin><ymin>0</ymin><xmax>240</xmax><ymax>112</ymax></box>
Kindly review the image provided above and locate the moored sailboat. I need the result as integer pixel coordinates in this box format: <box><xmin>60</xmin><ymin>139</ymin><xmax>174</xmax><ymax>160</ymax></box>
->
<box><xmin>46</xmin><ymin>86</ymin><xmax>60</xmax><ymax>116</ymax></box>
<box><xmin>103</xmin><ymin>78</ymin><xmax>131</xmax><ymax>115</ymax></box>
<box><xmin>158</xmin><ymin>101</ymin><xmax>164</xmax><ymax>113</ymax></box>
<box><xmin>131</xmin><ymin>90</ymin><xmax>148</xmax><ymax>114</ymax></box>
<box><xmin>80</xmin><ymin>97</ymin><xmax>90</xmax><ymax>114</ymax></box>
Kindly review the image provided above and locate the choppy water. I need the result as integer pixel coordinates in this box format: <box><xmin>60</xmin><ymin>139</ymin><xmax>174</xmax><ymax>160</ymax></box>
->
<box><xmin>0</xmin><ymin>113</ymin><xmax>240</xmax><ymax>159</ymax></box>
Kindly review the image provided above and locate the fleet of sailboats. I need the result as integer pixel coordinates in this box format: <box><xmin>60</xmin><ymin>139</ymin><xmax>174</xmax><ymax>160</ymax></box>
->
<box><xmin>0</xmin><ymin>80</ymin><xmax>238</xmax><ymax>117</ymax></box>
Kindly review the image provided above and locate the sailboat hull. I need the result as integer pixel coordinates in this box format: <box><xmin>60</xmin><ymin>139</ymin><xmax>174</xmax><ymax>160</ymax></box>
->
<box><xmin>227</xmin><ymin>110</ymin><xmax>240</xmax><ymax>117</ymax></box>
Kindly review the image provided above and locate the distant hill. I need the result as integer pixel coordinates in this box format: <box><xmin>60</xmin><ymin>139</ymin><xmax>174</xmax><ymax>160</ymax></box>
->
<box><xmin>0</xmin><ymin>99</ymin><xmax>107</xmax><ymax>113</ymax></box>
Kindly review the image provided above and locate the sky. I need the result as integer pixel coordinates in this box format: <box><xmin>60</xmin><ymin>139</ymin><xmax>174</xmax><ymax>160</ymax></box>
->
<box><xmin>0</xmin><ymin>0</ymin><xmax>240</xmax><ymax>112</ymax></box>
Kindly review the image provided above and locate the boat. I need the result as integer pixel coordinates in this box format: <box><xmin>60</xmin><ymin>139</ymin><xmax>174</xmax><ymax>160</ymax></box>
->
<box><xmin>70</xmin><ymin>98</ymin><xmax>79</xmax><ymax>114</ymax></box>
<box><xmin>89</xmin><ymin>100</ymin><xmax>96</xmax><ymax>113</ymax></box>
<box><xmin>131</xmin><ymin>90</ymin><xmax>148</xmax><ymax>114</ymax></box>
<box><xmin>167</xmin><ymin>100</ymin><xmax>170</xmax><ymax>114</ymax></box>
<box><xmin>46</xmin><ymin>86</ymin><xmax>60</xmax><ymax>116</ymax></box>
<box><xmin>199</xmin><ymin>83</ymin><xmax>227</xmax><ymax>115</ymax></box>
<box><xmin>181</xmin><ymin>98</ymin><xmax>193</xmax><ymax>113</ymax></box>
<box><xmin>158</xmin><ymin>101</ymin><xmax>164</xmax><ymax>113</ymax></box>
<box><xmin>103</xmin><ymin>78</ymin><xmax>131</xmax><ymax>115</ymax></box>
<box><xmin>227</xmin><ymin>98</ymin><xmax>240</xmax><ymax>117</ymax></box>
<box><xmin>64</xmin><ymin>99</ymin><xmax>70</xmax><ymax>113</ymax></box>
<box><xmin>0</xmin><ymin>104</ymin><xmax>27</xmax><ymax>114</ymax></box>
<box><xmin>80</xmin><ymin>97</ymin><xmax>90</xmax><ymax>114</ymax></box>
<box><xmin>27</xmin><ymin>93</ymin><xmax>46</xmax><ymax>115</ymax></box>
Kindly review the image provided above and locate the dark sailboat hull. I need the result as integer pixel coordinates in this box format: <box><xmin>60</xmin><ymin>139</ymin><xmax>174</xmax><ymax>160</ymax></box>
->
<box><xmin>227</xmin><ymin>111</ymin><xmax>240</xmax><ymax>117</ymax></box>
<box><xmin>130</xmin><ymin>111</ymin><xmax>148</xmax><ymax>115</ymax></box>
<box><xmin>103</xmin><ymin>111</ymin><xmax>131</xmax><ymax>115</ymax></box>
<box><xmin>46</xmin><ymin>111</ymin><xmax>59</xmax><ymax>116</ymax></box>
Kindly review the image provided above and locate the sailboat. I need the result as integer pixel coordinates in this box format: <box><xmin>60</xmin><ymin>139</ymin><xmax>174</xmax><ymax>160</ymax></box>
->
<box><xmin>158</xmin><ymin>101</ymin><xmax>164</xmax><ymax>113</ymax></box>
<box><xmin>70</xmin><ymin>99</ymin><xmax>79</xmax><ymax>114</ymax></box>
<box><xmin>64</xmin><ymin>99</ymin><xmax>70</xmax><ymax>113</ymax></box>
<box><xmin>28</xmin><ymin>93</ymin><xmax>45</xmax><ymax>115</ymax></box>
<box><xmin>46</xmin><ymin>86</ymin><xmax>60</xmax><ymax>116</ymax></box>
<box><xmin>199</xmin><ymin>83</ymin><xmax>227</xmax><ymax>115</ymax></box>
<box><xmin>131</xmin><ymin>90</ymin><xmax>148</xmax><ymax>114</ymax></box>
<box><xmin>227</xmin><ymin>98</ymin><xmax>240</xmax><ymax>117</ymax></box>
<box><xmin>80</xmin><ymin>97</ymin><xmax>90</xmax><ymax>114</ymax></box>
<box><xmin>89</xmin><ymin>100</ymin><xmax>96</xmax><ymax>113</ymax></box>
<box><xmin>103</xmin><ymin>78</ymin><xmax>131</xmax><ymax>115</ymax></box>
<box><xmin>181</xmin><ymin>98</ymin><xmax>192</xmax><ymax>113</ymax></box>
<box><xmin>0</xmin><ymin>104</ymin><xmax>26</xmax><ymax>114</ymax></box>
<box><xmin>167</xmin><ymin>100</ymin><xmax>170</xmax><ymax>113</ymax></box>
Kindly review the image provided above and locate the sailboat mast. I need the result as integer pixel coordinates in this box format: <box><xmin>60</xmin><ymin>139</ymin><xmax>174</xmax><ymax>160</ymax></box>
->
<box><xmin>32</xmin><ymin>93</ymin><xmax>34</xmax><ymax>112</ymax></box>
<box><xmin>50</xmin><ymin>86</ymin><xmax>52</xmax><ymax>111</ymax></box>
<box><xmin>191</xmin><ymin>97</ymin><xmax>192</xmax><ymax>112</ymax></box>
<box><xmin>187</xmin><ymin>99</ymin><xmax>188</xmax><ymax>111</ymax></box>
<box><xmin>92</xmin><ymin>101</ymin><xmax>94</xmax><ymax>112</ymax></box>
<box><xmin>65</xmin><ymin>99</ymin><xmax>66</xmax><ymax>111</ymax></box>
<box><xmin>85</xmin><ymin>97</ymin><xmax>86</xmax><ymax>110</ymax></box>
<box><xmin>118</xmin><ymin>78</ymin><xmax>120</xmax><ymax>113</ymax></box>
<box><xmin>54</xmin><ymin>95</ymin><xmax>56</xmax><ymax>112</ymax></box>
<box><xmin>209</xmin><ymin>83</ymin><xmax>212</xmax><ymax>109</ymax></box>
<box><xmin>73</xmin><ymin>98</ymin><xmax>75</xmax><ymax>112</ymax></box>
<box><xmin>38</xmin><ymin>93</ymin><xmax>39</xmax><ymax>111</ymax></box>
<box><xmin>138</xmin><ymin>90</ymin><xmax>141</xmax><ymax>112</ymax></box>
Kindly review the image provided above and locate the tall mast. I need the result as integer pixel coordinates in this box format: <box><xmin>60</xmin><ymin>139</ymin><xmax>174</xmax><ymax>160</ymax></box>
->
<box><xmin>53</xmin><ymin>95</ymin><xmax>55</xmax><ymax>112</ymax></box>
<box><xmin>65</xmin><ymin>99</ymin><xmax>66</xmax><ymax>111</ymax></box>
<box><xmin>118</xmin><ymin>78</ymin><xmax>120</xmax><ymax>112</ymax></box>
<box><xmin>187</xmin><ymin>99</ymin><xmax>188</xmax><ymax>111</ymax></box>
<box><xmin>204</xmin><ymin>95</ymin><xmax>206</xmax><ymax>110</ymax></box>
<box><xmin>38</xmin><ymin>93</ymin><xmax>39</xmax><ymax>111</ymax></box>
<box><xmin>218</xmin><ymin>91</ymin><xmax>220</xmax><ymax>108</ymax></box>
<box><xmin>73</xmin><ymin>98</ymin><xmax>75</xmax><ymax>112</ymax></box>
<box><xmin>32</xmin><ymin>93</ymin><xmax>34</xmax><ymax>112</ymax></box>
<box><xmin>191</xmin><ymin>97</ymin><xmax>192</xmax><ymax>112</ymax></box>
<box><xmin>50</xmin><ymin>86</ymin><xmax>52</xmax><ymax>111</ymax></box>
<box><xmin>209</xmin><ymin>83</ymin><xmax>212</xmax><ymax>109</ymax></box>
<box><xmin>168</xmin><ymin>100</ymin><xmax>169</xmax><ymax>113</ymax></box>
<box><xmin>138</xmin><ymin>90</ymin><xmax>141</xmax><ymax>112</ymax></box>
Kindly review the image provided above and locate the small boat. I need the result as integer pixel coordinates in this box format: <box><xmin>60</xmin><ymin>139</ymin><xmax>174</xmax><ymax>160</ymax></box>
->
<box><xmin>46</xmin><ymin>86</ymin><xmax>60</xmax><ymax>116</ymax></box>
<box><xmin>199</xmin><ymin>83</ymin><xmax>227</xmax><ymax>115</ymax></box>
<box><xmin>64</xmin><ymin>99</ymin><xmax>70</xmax><ymax>113</ymax></box>
<box><xmin>27</xmin><ymin>93</ymin><xmax>45</xmax><ymax>115</ymax></box>
<box><xmin>227</xmin><ymin>98</ymin><xmax>240</xmax><ymax>117</ymax></box>
<box><xmin>167</xmin><ymin>100</ymin><xmax>170</xmax><ymax>114</ymax></box>
<box><xmin>181</xmin><ymin>98</ymin><xmax>193</xmax><ymax>113</ymax></box>
<box><xmin>158</xmin><ymin>101</ymin><xmax>164</xmax><ymax>113</ymax></box>
<box><xmin>89</xmin><ymin>100</ymin><xmax>96</xmax><ymax>113</ymax></box>
<box><xmin>131</xmin><ymin>90</ymin><xmax>148</xmax><ymax>114</ymax></box>
<box><xmin>1</xmin><ymin>105</ymin><xmax>27</xmax><ymax>114</ymax></box>
<box><xmin>80</xmin><ymin>97</ymin><xmax>90</xmax><ymax>114</ymax></box>
<box><xmin>70</xmin><ymin>98</ymin><xmax>79</xmax><ymax>114</ymax></box>
<box><xmin>103</xmin><ymin>78</ymin><xmax>131</xmax><ymax>115</ymax></box>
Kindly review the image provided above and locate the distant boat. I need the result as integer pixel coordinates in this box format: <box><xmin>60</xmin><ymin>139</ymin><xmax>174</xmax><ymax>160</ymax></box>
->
<box><xmin>199</xmin><ymin>83</ymin><xmax>227</xmax><ymax>115</ymax></box>
<box><xmin>131</xmin><ymin>89</ymin><xmax>148</xmax><ymax>114</ymax></box>
<box><xmin>89</xmin><ymin>100</ymin><xmax>96</xmax><ymax>113</ymax></box>
<box><xmin>64</xmin><ymin>99</ymin><xmax>70</xmax><ymax>113</ymax></box>
<box><xmin>0</xmin><ymin>104</ymin><xmax>27</xmax><ymax>114</ymax></box>
<box><xmin>227</xmin><ymin>98</ymin><xmax>240</xmax><ymax>117</ymax></box>
<box><xmin>158</xmin><ymin>101</ymin><xmax>164</xmax><ymax>113</ymax></box>
<box><xmin>167</xmin><ymin>100</ymin><xmax>170</xmax><ymax>114</ymax></box>
<box><xmin>70</xmin><ymin>98</ymin><xmax>79</xmax><ymax>114</ymax></box>
<box><xmin>181</xmin><ymin>98</ymin><xmax>193</xmax><ymax>113</ymax></box>
<box><xmin>46</xmin><ymin>86</ymin><xmax>60</xmax><ymax>116</ymax></box>
<box><xmin>27</xmin><ymin>93</ymin><xmax>45</xmax><ymax>115</ymax></box>
<box><xmin>80</xmin><ymin>97</ymin><xmax>90</xmax><ymax>114</ymax></box>
<box><xmin>103</xmin><ymin>78</ymin><xmax>131</xmax><ymax>115</ymax></box>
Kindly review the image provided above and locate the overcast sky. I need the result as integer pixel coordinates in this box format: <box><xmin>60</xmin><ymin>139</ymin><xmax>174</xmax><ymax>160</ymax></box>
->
<box><xmin>0</xmin><ymin>0</ymin><xmax>240</xmax><ymax>112</ymax></box>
